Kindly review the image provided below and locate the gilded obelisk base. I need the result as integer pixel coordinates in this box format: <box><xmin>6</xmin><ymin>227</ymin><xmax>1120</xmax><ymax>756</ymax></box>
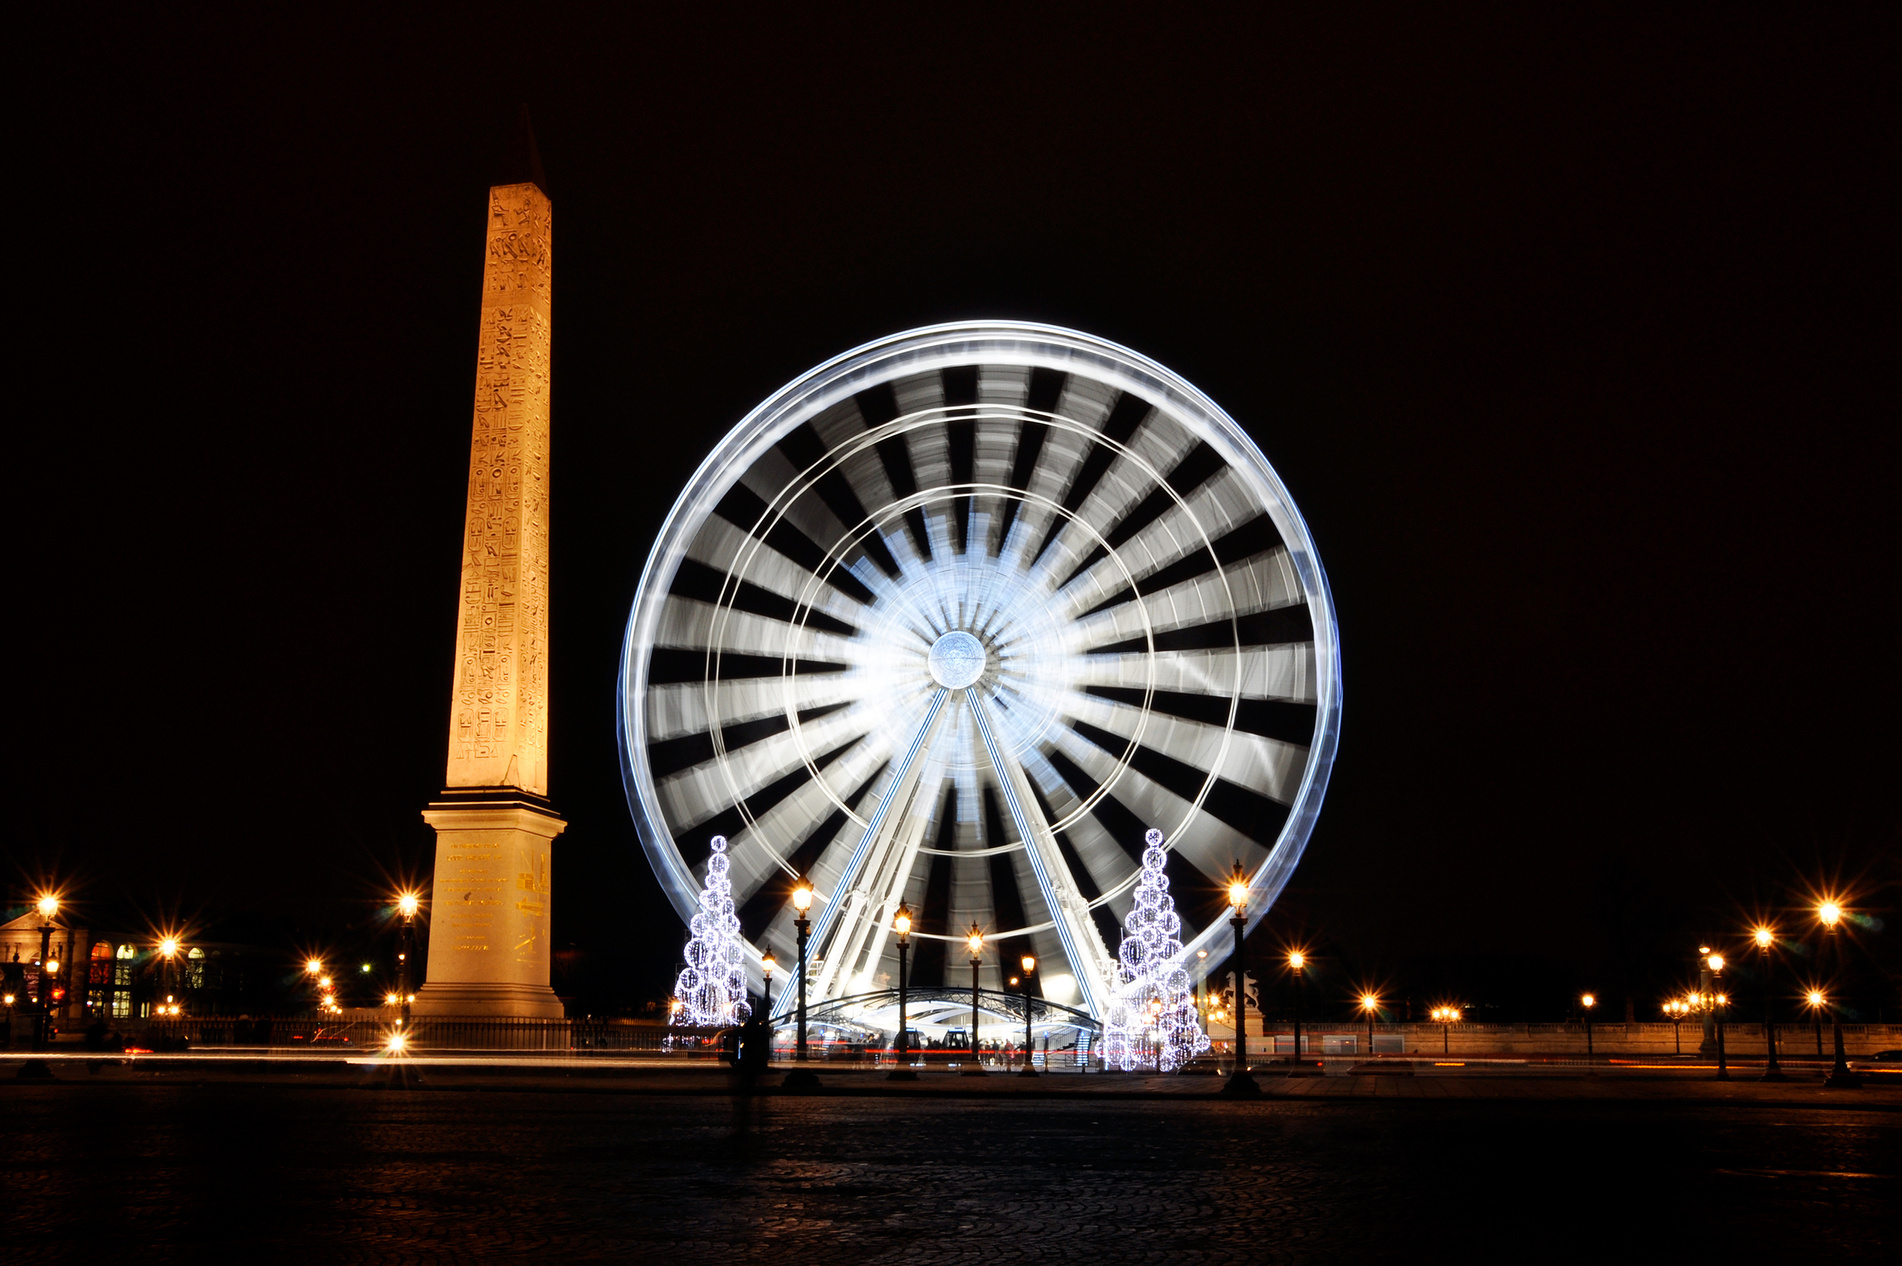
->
<box><xmin>413</xmin><ymin>791</ymin><xmax>566</xmax><ymax>1019</ymax></box>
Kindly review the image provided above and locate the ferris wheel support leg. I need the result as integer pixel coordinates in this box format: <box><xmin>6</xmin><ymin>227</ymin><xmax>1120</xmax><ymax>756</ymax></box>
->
<box><xmin>970</xmin><ymin>693</ymin><xmax>1114</xmax><ymax>1019</ymax></box>
<box><xmin>805</xmin><ymin>687</ymin><xmax>950</xmax><ymax>1002</ymax></box>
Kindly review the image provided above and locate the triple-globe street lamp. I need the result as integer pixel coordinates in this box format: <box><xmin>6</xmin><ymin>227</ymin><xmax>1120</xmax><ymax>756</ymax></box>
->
<box><xmin>1663</xmin><ymin>998</ymin><xmax>1691</xmax><ymax>1055</ymax></box>
<box><xmin>1429</xmin><ymin>1005</ymin><xmax>1461</xmax><ymax>1056</ymax></box>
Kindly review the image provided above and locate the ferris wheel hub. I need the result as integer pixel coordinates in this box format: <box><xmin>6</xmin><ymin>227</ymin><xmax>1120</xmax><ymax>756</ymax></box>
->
<box><xmin>927</xmin><ymin>630</ymin><xmax>989</xmax><ymax>689</ymax></box>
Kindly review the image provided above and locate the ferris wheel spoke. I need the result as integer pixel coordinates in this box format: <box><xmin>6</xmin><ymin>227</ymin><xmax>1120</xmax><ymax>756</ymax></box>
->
<box><xmin>645</xmin><ymin>673</ymin><xmax>859</xmax><ymax>748</ymax></box>
<box><xmin>713</xmin><ymin>481</ymin><xmax>878</xmax><ymax>606</ymax></box>
<box><xmin>666</xmin><ymin>558</ymin><xmax>860</xmax><ymax>639</ymax></box>
<box><xmin>647</xmin><ymin>647</ymin><xmax>849</xmax><ymax>685</ymax></box>
<box><xmin>972</xmin><ymin>694</ymin><xmax>1115</xmax><ymax>1013</ymax></box>
<box><xmin>1084</xmin><ymin>684</ymin><xmax>1319</xmax><ymax>747</ymax></box>
<box><xmin>1028</xmin><ymin>391</ymin><xmax>1154</xmax><ymax>569</ymax></box>
<box><xmin>992</xmin><ymin>370</ymin><xmax>1065</xmax><ymax>555</ymax></box>
<box><xmin>659</xmin><ymin>716</ymin><xmax>873</xmax><ymax>836</ymax></box>
<box><xmin>736</xmin><ymin>759</ymin><xmax>888</xmax><ymax>946</ymax></box>
<box><xmin>805</xmin><ymin>686</ymin><xmax>951</xmax><ymax>989</ymax></box>
<box><xmin>849</xmin><ymin>381</ymin><xmax>938</xmax><ymax>565</ymax></box>
<box><xmin>1072</xmin><ymin>645</ymin><xmax>1317</xmax><ymax>704</ymax></box>
<box><xmin>666</xmin><ymin>733</ymin><xmax>867</xmax><ymax>863</ymax></box>
<box><xmin>645</xmin><ymin>699</ymin><xmax>855</xmax><ymax>779</ymax></box>
<box><xmin>1053</xmin><ymin>440</ymin><xmax>1229</xmax><ymax>594</ymax></box>
<box><xmin>1068</xmin><ymin>693</ymin><xmax>1308</xmax><ymax>811</ymax></box>
<box><xmin>684</xmin><ymin>516</ymin><xmax>874</xmax><ymax>623</ymax></box>
<box><xmin>1037</xmin><ymin>741</ymin><xmax>1216</xmax><ymax>892</ymax></box>
<box><xmin>1083</xmin><ymin>603</ymin><xmax>1314</xmax><ymax>657</ymax></box>
<box><xmin>1072</xmin><ymin>511</ymin><xmax>1284</xmax><ymax>620</ymax></box>
<box><xmin>775</xmin><ymin>422</ymin><xmax>903</xmax><ymax>580</ymax></box>
<box><xmin>1060</xmin><ymin>716</ymin><xmax>1293</xmax><ymax>844</ymax></box>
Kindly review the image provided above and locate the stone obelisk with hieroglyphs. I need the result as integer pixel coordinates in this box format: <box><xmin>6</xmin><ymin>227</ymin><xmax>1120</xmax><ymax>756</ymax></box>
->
<box><xmin>414</xmin><ymin>123</ymin><xmax>565</xmax><ymax>1019</ymax></box>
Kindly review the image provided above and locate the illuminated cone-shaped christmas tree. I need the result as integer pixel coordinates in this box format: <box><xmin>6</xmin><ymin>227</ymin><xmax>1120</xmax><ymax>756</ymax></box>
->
<box><xmin>1102</xmin><ymin>829</ymin><xmax>1211</xmax><ymax>1071</ymax></box>
<box><xmin>673</xmin><ymin>835</ymin><xmax>752</xmax><ymax>1026</ymax></box>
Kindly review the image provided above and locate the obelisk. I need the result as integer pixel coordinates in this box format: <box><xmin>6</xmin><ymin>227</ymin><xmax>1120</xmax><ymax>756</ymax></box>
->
<box><xmin>413</xmin><ymin>118</ymin><xmax>565</xmax><ymax>1019</ymax></box>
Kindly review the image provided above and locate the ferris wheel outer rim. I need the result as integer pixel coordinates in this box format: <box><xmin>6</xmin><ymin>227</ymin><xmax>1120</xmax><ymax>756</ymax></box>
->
<box><xmin>617</xmin><ymin>320</ymin><xmax>1343</xmax><ymax>976</ymax></box>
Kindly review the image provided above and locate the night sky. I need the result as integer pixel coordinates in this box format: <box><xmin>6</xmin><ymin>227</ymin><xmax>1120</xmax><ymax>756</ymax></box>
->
<box><xmin>19</xmin><ymin>10</ymin><xmax>1896</xmax><ymax>1017</ymax></box>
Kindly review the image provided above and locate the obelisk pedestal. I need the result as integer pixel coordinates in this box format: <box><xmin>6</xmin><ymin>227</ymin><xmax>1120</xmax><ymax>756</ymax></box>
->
<box><xmin>413</xmin><ymin>153</ymin><xmax>564</xmax><ymax>1020</ymax></box>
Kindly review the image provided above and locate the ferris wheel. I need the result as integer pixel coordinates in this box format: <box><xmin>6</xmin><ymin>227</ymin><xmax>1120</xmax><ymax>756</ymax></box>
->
<box><xmin>619</xmin><ymin>322</ymin><xmax>1340</xmax><ymax>1020</ymax></box>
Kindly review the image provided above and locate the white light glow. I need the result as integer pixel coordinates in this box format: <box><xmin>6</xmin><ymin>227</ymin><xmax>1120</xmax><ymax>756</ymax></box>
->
<box><xmin>672</xmin><ymin>836</ymin><xmax>752</xmax><ymax>1027</ymax></box>
<box><xmin>1102</xmin><ymin>830</ymin><xmax>1210</xmax><ymax>1072</ymax></box>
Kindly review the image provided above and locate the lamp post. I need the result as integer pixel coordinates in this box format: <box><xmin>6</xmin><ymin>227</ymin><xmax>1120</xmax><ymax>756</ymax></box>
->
<box><xmin>1805</xmin><ymin>989</ymin><xmax>1826</xmax><ymax>1058</ymax></box>
<box><xmin>158</xmin><ymin>937</ymin><xmax>182</xmax><ymax>1023</ymax></box>
<box><xmin>396</xmin><ymin>892</ymin><xmax>420</xmax><ymax>1024</ymax></box>
<box><xmin>1581</xmin><ymin>993</ymin><xmax>1596</xmax><ymax>1060</ymax></box>
<box><xmin>1664</xmin><ymin>998</ymin><xmax>1688</xmax><ymax>1055</ymax></box>
<box><xmin>33</xmin><ymin>893</ymin><xmax>59</xmax><ymax>1050</ymax></box>
<box><xmin>1221</xmin><ymin>867</ymin><xmax>1259</xmax><ymax>1096</ymax></box>
<box><xmin>1019</xmin><ymin>954</ymin><xmax>1038</xmax><ymax>1077</ymax></box>
<box><xmin>3</xmin><ymin>992</ymin><xmax>14</xmax><ymax>1050</ymax></box>
<box><xmin>890</xmin><ymin>904</ymin><xmax>916</xmax><ymax>1081</ymax></box>
<box><xmin>791</xmin><ymin>879</ymin><xmax>813</xmax><ymax>1063</ymax></box>
<box><xmin>1360</xmin><ymin>992</ymin><xmax>1380</xmax><ymax>1059</ymax></box>
<box><xmin>1288</xmin><ymin>950</ymin><xmax>1306</xmax><ymax>1063</ymax></box>
<box><xmin>760</xmin><ymin>952</ymin><xmax>776</xmax><ymax>1069</ymax></box>
<box><xmin>1752</xmin><ymin>926</ymin><xmax>1784</xmax><ymax>1081</ymax></box>
<box><xmin>964</xmin><ymin>924</ymin><xmax>986</xmax><ymax>1077</ymax></box>
<box><xmin>1431</xmin><ymin>1006</ymin><xmax>1460</xmax><ymax>1056</ymax></box>
<box><xmin>1817</xmin><ymin>902</ymin><xmax>1860</xmax><ymax>1088</ymax></box>
<box><xmin>1706</xmin><ymin>953</ymin><xmax>1729</xmax><ymax>1080</ymax></box>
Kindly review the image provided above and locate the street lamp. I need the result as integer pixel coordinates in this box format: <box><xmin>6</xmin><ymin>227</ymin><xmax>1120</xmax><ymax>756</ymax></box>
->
<box><xmin>1359</xmin><ymin>992</ymin><xmax>1380</xmax><ymax>1058</ymax></box>
<box><xmin>1706</xmin><ymin>953</ymin><xmax>1729</xmax><ymax>1080</ymax></box>
<box><xmin>158</xmin><ymin>936</ymin><xmax>183</xmax><ymax>1020</ymax></box>
<box><xmin>1752</xmin><ymin>926</ymin><xmax>1784</xmax><ymax>1081</ymax></box>
<box><xmin>964</xmin><ymin>923</ymin><xmax>986</xmax><ymax>1077</ymax></box>
<box><xmin>1430</xmin><ymin>1005</ymin><xmax>1460</xmax><ymax>1056</ymax></box>
<box><xmin>1817</xmin><ymin>900</ymin><xmax>1859</xmax><ymax>1088</ymax></box>
<box><xmin>1664</xmin><ymin>998</ymin><xmax>1689</xmax><ymax>1055</ymax></box>
<box><xmin>33</xmin><ymin>893</ymin><xmax>61</xmax><ymax>1050</ymax></box>
<box><xmin>396</xmin><ymin>892</ymin><xmax>421</xmax><ymax>1024</ymax></box>
<box><xmin>1018</xmin><ymin>954</ymin><xmax>1038</xmax><ymax>1077</ymax></box>
<box><xmin>1221</xmin><ymin>865</ymin><xmax>1258</xmax><ymax>1096</ymax></box>
<box><xmin>1581</xmin><ymin>993</ymin><xmax>1596</xmax><ymax>1060</ymax></box>
<box><xmin>761</xmin><ymin>951</ymin><xmax>776</xmax><ymax>1068</ymax></box>
<box><xmin>791</xmin><ymin>879</ymin><xmax>814</xmax><ymax>1064</ymax></box>
<box><xmin>1805</xmin><ymin>989</ymin><xmax>1827</xmax><ymax>1058</ymax></box>
<box><xmin>1288</xmin><ymin>950</ymin><xmax>1307</xmax><ymax>1063</ymax></box>
<box><xmin>890</xmin><ymin>903</ymin><xmax>916</xmax><ymax>1081</ymax></box>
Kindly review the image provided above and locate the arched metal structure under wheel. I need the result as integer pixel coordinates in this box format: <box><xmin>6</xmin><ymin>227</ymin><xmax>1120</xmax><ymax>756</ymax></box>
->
<box><xmin>620</xmin><ymin>322</ymin><xmax>1341</xmax><ymax>1023</ymax></box>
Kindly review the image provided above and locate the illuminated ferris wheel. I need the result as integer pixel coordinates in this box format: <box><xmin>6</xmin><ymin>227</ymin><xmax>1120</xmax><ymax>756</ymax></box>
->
<box><xmin>619</xmin><ymin>322</ymin><xmax>1340</xmax><ymax>1019</ymax></box>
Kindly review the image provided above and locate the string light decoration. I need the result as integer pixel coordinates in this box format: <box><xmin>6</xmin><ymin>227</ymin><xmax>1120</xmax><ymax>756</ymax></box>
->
<box><xmin>1102</xmin><ymin>830</ymin><xmax>1211</xmax><ymax>1071</ymax></box>
<box><xmin>672</xmin><ymin>835</ymin><xmax>752</xmax><ymax>1027</ymax></box>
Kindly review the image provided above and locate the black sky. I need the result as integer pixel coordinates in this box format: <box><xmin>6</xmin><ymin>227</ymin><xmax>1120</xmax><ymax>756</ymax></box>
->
<box><xmin>17</xmin><ymin>8</ymin><xmax>1897</xmax><ymax>1014</ymax></box>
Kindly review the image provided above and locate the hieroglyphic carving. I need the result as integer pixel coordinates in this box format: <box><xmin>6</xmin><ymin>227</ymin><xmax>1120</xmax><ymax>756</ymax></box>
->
<box><xmin>446</xmin><ymin>182</ymin><xmax>553</xmax><ymax>793</ymax></box>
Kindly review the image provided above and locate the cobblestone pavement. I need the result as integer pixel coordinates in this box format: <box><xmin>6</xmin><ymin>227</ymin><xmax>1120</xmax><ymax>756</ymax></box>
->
<box><xmin>5</xmin><ymin>1078</ymin><xmax>1896</xmax><ymax>1263</ymax></box>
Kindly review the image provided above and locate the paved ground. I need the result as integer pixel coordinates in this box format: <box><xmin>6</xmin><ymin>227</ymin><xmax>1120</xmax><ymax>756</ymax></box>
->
<box><xmin>5</xmin><ymin>1062</ymin><xmax>1897</xmax><ymax>1263</ymax></box>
